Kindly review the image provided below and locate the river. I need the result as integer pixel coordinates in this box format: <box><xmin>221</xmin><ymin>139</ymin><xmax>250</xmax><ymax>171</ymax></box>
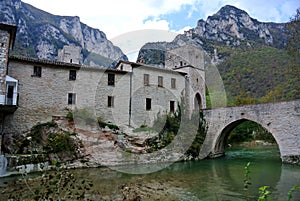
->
<box><xmin>1</xmin><ymin>145</ymin><xmax>300</xmax><ymax>200</ymax></box>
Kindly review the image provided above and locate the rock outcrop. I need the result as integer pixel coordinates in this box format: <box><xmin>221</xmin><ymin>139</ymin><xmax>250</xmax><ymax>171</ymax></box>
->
<box><xmin>0</xmin><ymin>0</ymin><xmax>127</xmax><ymax>67</ymax></box>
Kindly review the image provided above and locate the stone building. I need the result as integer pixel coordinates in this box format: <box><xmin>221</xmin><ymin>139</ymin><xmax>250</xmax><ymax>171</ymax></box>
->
<box><xmin>0</xmin><ymin>23</ymin><xmax>207</xmax><ymax>136</ymax></box>
<box><xmin>58</xmin><ymin>45</ymin><xmax>82</xmax><ymax>64</ymax></box>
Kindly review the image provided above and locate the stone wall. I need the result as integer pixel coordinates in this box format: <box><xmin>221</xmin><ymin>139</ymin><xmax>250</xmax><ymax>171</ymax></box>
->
<box><xmin>0</xmin><ymin>29</ymin><xmax>9</xmax><ymax>95</ymax></box>
<box><xmin>200</xmin><ymin>100</ymin><xmax>300</xmax><ymax>165</ymax></box>
<box><xmin>58</xmin><ymin>45</ymin><xmax>82</xmax><ymax>64</ymax></box>
<box><xmin>94</xmin><ymin>70</ymin><xmax>131</xmax><ymax>126</ymax></box>
<box><xmin>7</xmin><ymin>60</ymin><xmax>77</xmax><ymax>133</ymax></box>
<box><xmin>165</xmin><ymin>45</ymin><xmax>206</xmax><ymax>70</ymax></box>
<box><xmin>7</xmin><ymin>59</ymin><xmax>131</xmax><ymax>133</ymax></box>
<box><xmin>130</xmin><ymin>66</ymin><xmax>186</xmax><ymax>127</ymax></box>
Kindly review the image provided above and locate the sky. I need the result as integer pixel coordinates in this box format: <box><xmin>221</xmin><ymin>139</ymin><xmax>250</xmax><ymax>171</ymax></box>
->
<box><xmin>21</xmin><ymin>0</ymin><xmax>299</xmax><ymax>61</ymax></box>
<box><xmin>21</xmin><ymin>0</ymin><xmax>299</xmax><ymax>40</ymax></box>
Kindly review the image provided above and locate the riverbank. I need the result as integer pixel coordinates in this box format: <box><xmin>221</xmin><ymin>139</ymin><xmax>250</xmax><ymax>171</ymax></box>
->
<box><xmin>1</xmin><ymin>147</ymin><xmax>299</xmax><ymax>201</ymax></box>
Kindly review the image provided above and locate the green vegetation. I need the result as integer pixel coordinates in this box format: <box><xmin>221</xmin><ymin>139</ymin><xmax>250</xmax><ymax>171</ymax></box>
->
<box><xmin>97</xmin><ymin>116</ymin><xmax>119</xmax><ymax>130</ymax></box>
<box><xmin>18</xmin><ymin>121</ymin><xmax>82</xmax><ymax>163</ymax></box>
<box><xmin>286</xmin><ymin>8</ymin><xmax>300</xmax><ymax>64</ymax></box>
<box><xmin>5</xmin><ymin>166</ymin><xmax>96</xmax><ymax>201</ymax></box>
<box><xmin>243</xmin><ymin>162</ymin><xmax>299</xmax><ymax>201</ymax></box>
<box><xmin>216</xmin><ymin>46</ymin><xmax>300</xmax><ymax>106</ymax></box>
<box><xmin>227</xmin><ymin>121</ymin><xmax>276</xmax><ymax>145</ymax></box>
<box><xmin>145</xmin><ymin>103</ymin><xmax>207</xmax><ymax>160</ymax></box>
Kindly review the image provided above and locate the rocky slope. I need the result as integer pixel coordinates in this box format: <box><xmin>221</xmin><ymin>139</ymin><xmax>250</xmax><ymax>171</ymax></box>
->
<box><xmin>137</xmin><ymin>5</ymin><xmax>299</xmax><ymax>104</ymax></box>
<box><xmin>0</xmin><ymin>0</ymin><xmax>127</xmax><ymax>67</ymax></box>
<box><xmin>138</xmin><ymin>5</ymin><xmax>288</xmax><ymax>65</ymax></box>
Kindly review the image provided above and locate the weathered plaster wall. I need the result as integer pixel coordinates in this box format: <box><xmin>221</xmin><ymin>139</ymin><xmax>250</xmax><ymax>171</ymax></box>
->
<box><xmin>130</xmin><ymin>66</ymin><xmax>186</xmax><ymax>127</ymax></box>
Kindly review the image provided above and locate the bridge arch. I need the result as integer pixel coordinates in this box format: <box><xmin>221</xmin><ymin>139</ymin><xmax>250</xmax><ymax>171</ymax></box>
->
<box><xmin>212</xmin><ymin>118</ymin><xmax>281</xmax><ymax>158</ymax></box>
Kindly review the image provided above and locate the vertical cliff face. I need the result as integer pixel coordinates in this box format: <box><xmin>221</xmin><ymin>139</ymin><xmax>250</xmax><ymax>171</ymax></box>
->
<box><xmin>188</xmin><ymin>5</ymin><xmax>287</xmax><ymax>48</ymax></box>
<box><xmin>0</xmin><ymin>0</ymin><xmax>127</xmax><ymax>67</ymax></box>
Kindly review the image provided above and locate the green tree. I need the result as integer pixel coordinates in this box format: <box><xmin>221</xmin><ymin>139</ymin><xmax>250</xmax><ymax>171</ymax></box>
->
<box><xmin>286</xmin><ymin>8</ymin><xmax>300</xmax><ymax>64</ymax></box>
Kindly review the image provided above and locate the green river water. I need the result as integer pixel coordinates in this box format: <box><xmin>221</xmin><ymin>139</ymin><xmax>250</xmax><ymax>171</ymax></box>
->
<box><xmin>1</xmin><ymin>146</ymin><xmax>300</xmax><ymax>200</ymax></box>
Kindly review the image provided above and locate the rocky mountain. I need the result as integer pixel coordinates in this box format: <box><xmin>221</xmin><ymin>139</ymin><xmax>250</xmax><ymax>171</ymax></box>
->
<box><xmin>137</xmin><ymin>5</ymin><xmax>299</xmax><ymax>105</ymax></box>
<box><xmin>138</xmin><ymin>5</ymin><xmax>288</xmax><ymax>65</ymax></box>
<box><xmin>0</xmin><ymin>0</ymin><xmax>127</xmax><ymax>67</ymax></box>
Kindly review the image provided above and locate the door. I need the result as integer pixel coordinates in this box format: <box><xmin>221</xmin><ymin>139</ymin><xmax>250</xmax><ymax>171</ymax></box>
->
<box><xmin>6</xmin><ymin>86</ymin><xmax>14</xmax><ymax>105</ymax></box>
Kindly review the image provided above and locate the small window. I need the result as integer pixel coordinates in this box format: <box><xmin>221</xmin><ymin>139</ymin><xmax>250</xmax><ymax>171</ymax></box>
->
<box><xmin>146</xmin><ymin>98</ymin><xmax>151</xmax><ymax>111</ymax></box>
<box><xmin>158</xmin><ymin>76</ymin><xmax>163</xmax><ymax>87</ymax></box>
<box><xmin>120</xmin><ymin>64</ymin><xmax>123</xmax><ymax>71</ymax></box>
<box><xmin>180</xmin><ymin>61</ymin><xmax>183</xmax><ymax>66</ymax></box>
<box><xmin>170</xmin><ymin>101</ymin><xmax>175</xmax><ymax>112</ymax></box>
<box><xmin>171</xmin><ymin>78</ymin><xmax>176</xmax><ymax>89</ymax></box>
<box><xmin>144</xmin><ymin>74</ymin><xmax>149</xmax><ymax>86</ymax></box>
<box><xmin>68</xmin><ymin>93</ymin><xmax>76</xmax><ymax>105</ymax></box>
<box><xmin>69</xmin><ymin>70</ymin><xmax>76</xmax><ymax>80</ymax></box>
<box><xmin>108</xmin><ymin>96</ymin><xmax>114</xmax><ymax>107</ymax></box>
<box><xmin>108</xmin><ymin>73</ymin><xmax>115</xmax><ymax>86</ymax></box>
<box><xmin>32</xmin><ymin>66</ymin><xmax>42</xmax><ymax>77</ymax></box>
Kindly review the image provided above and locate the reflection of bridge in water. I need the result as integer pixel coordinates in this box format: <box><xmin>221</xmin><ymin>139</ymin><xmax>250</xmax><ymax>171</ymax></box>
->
<box><xmin>200</xmin><ymin>100</ymin><xmax>300</xmax><ymax>165</ymax></box>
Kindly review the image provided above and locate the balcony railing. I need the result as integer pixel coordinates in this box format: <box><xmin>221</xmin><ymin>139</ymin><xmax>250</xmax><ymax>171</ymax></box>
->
<box><xmin>0</xmin><ymin>92</ymin><xmax>19</xmax><ymax>106</ymax></box>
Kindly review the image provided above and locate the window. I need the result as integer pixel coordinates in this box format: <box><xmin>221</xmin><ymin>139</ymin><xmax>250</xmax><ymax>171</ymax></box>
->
<box><xmin>171</xmin><ymin>78</ymin><xmax>176</xmax><ymax>89</ymax></box>
<box><xmin>108</xmin><ymin>73</ymin><xmax>115</xmax><ymax>86</ymax></box>
<box><xmin>108</xmin><ymin>96</ymin><xmax>114</xmax><ymax>107</ymax></box>
<box><xmin>146</xmin><ymin>98</ymin><xmax>151</xmax><ymax>111</ymax></box>
<box><xmin>170</xmin><ymin>101</ymin><xmax>175</xmax><ymax>112</ymax></box>
<box><xmin>69</xmin><ymin>70</ymin><xmax>76</xmax><ymax>80</ymax></box>
<box><xmin>144</xmin><ymin>74</ymin><xmax>149</xmax><ymax>86</ymax></box>
<box><xmin>158</xmin><ymin>76</ymin><xmax>163</xmax><ymax>87</ymax></box>
<box><xmin>32</xmin><ymin>66</ymin><xmax>42</xmax><ymax>77</ymax></box>
<box><xmin>68</xmin><ymin>93</ymin><xmax>76</xmax><ymax>105</ymax></box>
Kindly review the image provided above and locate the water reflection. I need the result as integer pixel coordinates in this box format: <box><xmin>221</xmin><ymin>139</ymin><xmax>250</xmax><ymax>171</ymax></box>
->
<box><xmin>1</xmin><ymin>146</ymin><xmax>300</xmax><ymax>200</ymax></box>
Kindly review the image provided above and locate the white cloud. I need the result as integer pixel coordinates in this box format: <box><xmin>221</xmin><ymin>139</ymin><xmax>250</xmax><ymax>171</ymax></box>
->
<box><xmin>175</xmin><ymin>26</ymin><xmax>193</xmax><ymax>34</ymax></box>
<box><xmin>22</xmin><ymin>0</ymin><xmax>300</xmax><ymax>40</ymax></box>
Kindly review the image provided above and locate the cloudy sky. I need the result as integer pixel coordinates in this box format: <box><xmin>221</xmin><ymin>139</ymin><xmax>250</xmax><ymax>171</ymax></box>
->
<box><xmin>22</xmin><ymin>0</ymin><xmax>299</xmax><ymax>40</ymax></box>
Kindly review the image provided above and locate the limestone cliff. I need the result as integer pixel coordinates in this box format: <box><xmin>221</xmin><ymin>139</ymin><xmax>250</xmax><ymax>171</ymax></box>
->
<box><xmin>0</xmin><ymin>0</ymin><xmax>127</xmax><ymax>67</ymax></box>
<box><xmin>137</xmin><ymin>5</ymin><xmax>288</xmax><ymax>65</ymax></box>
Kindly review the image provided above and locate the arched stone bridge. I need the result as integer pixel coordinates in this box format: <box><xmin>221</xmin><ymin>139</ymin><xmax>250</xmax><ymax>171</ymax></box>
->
<box><xmin>199</xmin><ymin>100</ymin><xmax>300</xmax><ymax>165</ymax></box>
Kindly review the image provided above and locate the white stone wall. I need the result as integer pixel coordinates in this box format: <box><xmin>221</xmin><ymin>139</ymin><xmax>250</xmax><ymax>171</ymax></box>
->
<box><xmin>94</xmin><ymin>70</ymin><xmax>131</xmax><ymax>126</ymax></box>
<box><xmin>58</xmin><ymin>45</ymin><xmax>82</xmax><ymax>64</ymax></box>
<box><xmin>130</xmin><ymin>65</ymin><xmax>186</xmax><ymax>127</ymax></box>
<box><xmin>7</xmin><ymin>61</ymin><xmax>77</xmax><ymax>132</ymax></box>
<box><xmin>165</xmin><ymin>45</ymin><xmax>206</xmax><ymax>70</ymax></box>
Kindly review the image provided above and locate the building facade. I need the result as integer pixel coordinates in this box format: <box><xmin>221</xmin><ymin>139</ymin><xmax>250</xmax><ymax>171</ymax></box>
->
<box><xmin>0</xmin><ymin>23</ymin><xmax>207</xmax><ymax>136</ymax></box>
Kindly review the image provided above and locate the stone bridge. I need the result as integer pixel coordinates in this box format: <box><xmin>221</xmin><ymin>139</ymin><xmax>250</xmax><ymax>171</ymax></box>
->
<box><xmin>199</xmin><ymin>100</ymin><xmax>300</xmax><ymax>165</ymax></box>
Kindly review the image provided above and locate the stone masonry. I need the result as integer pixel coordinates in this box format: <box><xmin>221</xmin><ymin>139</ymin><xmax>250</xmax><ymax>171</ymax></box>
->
<box><xmin>200</xmin><ymin>100</ymin><xmax>300</xmax><ymax>165</ymax></box>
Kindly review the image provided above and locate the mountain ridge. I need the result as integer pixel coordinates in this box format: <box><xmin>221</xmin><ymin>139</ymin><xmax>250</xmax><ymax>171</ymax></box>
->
<box><xmin>137</xmin><ymin>5</ymin><xmax>299</xmax><ymax>104</ymax></box>
<box><xmin>0</xmin><ymin>0</ymin><xmax>127</xmax><ymax>67</ymax></box>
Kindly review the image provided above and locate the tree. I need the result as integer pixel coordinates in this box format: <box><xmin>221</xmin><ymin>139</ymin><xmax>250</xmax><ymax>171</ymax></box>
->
<box><xmin>286</xmin><ymin>8</ymin><xmax>300</xmax><ymax>64</ymax></box>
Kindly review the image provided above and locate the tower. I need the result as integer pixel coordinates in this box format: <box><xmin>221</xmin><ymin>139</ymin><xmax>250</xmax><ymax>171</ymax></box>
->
<box><xmin>165</xmin><ymin>45</ymin><xmax>207</xmax><ymax>116</ymax></box>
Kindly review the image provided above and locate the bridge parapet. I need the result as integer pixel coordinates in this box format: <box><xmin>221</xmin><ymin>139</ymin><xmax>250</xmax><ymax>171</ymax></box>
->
<box><xmin>200</xmin><ymin>100</ymin><xmax>300</xmax><ymax>165</ymax></box>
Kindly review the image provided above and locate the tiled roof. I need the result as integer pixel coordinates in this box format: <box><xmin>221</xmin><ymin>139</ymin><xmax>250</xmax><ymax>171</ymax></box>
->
<box><xmin>9</xmin><ymin>55</ymin><xmax>128</xmax><ymax>73</ymax></box>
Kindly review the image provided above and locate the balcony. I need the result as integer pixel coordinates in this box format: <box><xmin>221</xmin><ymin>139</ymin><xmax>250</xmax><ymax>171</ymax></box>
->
<box><xmin>0</xmin><ymin>76</ymin><xmax>18</xmax><ymax>114</ymax></box>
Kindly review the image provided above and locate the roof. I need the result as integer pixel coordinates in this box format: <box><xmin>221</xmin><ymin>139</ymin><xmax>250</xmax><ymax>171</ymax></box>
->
<box><xmin>173</xmin><ymin>64</ymin><xmax>205</xmax><ymax>72</ymax></box>
<box><xmin>115</xmin><ymin>60</ymin><xmax>187</xmax><ymax>76</ymax></box>
<box><xmin>0</xmin><ymin>23</ymin><xmax>17</xmax><ymax>49</ymax></box>
<box><xmin>9</xmin><ymin>56</ymin><xmax>129</xmax><ymax>74</ymax></box>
